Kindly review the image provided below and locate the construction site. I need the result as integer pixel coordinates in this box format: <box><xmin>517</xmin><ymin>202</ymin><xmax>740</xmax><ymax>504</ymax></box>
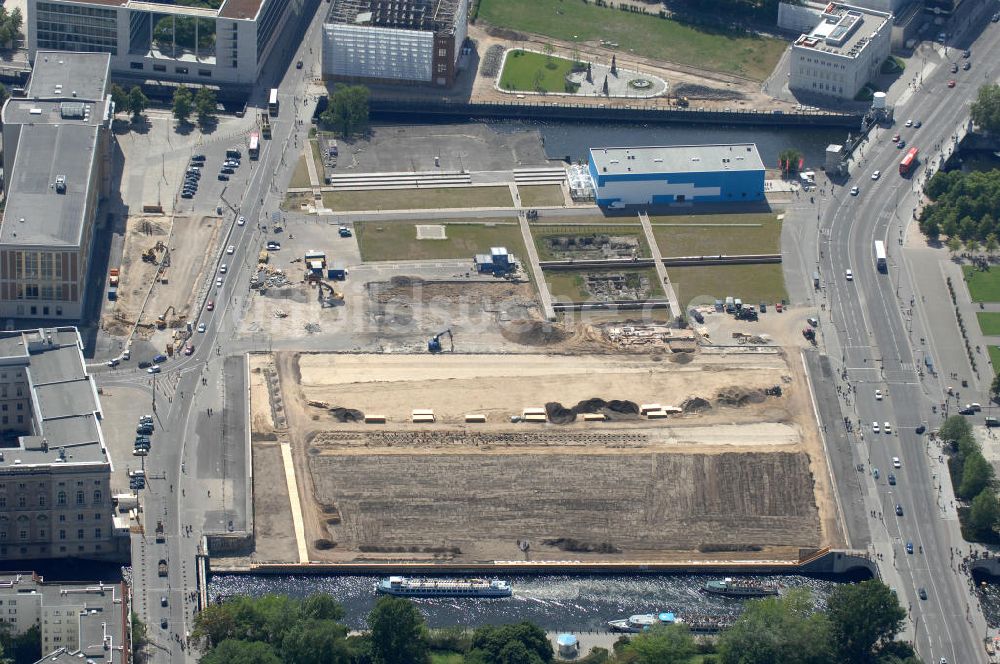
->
<box><xmin>243</xmin><ymin>304</ymin><xmax>842</xmax><ymax>564</ymax></box>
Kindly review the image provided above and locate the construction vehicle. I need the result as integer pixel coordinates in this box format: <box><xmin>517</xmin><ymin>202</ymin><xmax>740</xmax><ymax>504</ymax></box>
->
<box><xmin>259</xmin><ymin>250</ymin><xmax>269</xmax><ymax>264</ymax></box>
<box><xmin>142</xmin><ymin>248</ymin><xmax>157</xmax><ymax>263</ymax></box>
<box><xmin>156</xmin><ymin>305</ymin><xmax>175</xmax><ymax>330</ymax></box>
<box><xmin>155</xmin><ymin>521</ymin><xmax>165</xmax><ymax>543</ymax></box>
<box><xmin>316</xmin><ymin>280</ymin><xmax>343</xmax><ymax>307</ymax></box>
<box><xmin>108</xmin><ymin>268</ymin><xmax>120</xmax><ymax>287</ymax></box>
<box><xmin>428</xmin><ymin>329</ymin><xmax>453</xmax><ymax>353</ymax></box>
<box><xmin>260</xmin><ymin>112</ymin><xmax>272</xmax><ymax>139</ymax></box>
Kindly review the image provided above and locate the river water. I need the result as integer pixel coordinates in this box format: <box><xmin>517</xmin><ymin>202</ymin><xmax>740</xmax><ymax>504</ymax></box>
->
<box><xmin>487</xmin><ymin>120</ymin><xmax>849</xmax><ymax>170</ymax></box>
<box><xmin>208</xmin><ymin>573</ymin><xmax>841</xmax><ymax>631</ymax></box>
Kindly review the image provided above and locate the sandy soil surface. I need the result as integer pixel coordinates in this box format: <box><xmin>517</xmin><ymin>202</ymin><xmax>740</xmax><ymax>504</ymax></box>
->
<box><xmin>246</xmin><ymin>342</ymin><xmax>841</xmax><ymax>564</ymax></box>
<box><xmin>103</xmin><ymin>213</ymin><xmax>222</xmax><ymax>352</ymax></box>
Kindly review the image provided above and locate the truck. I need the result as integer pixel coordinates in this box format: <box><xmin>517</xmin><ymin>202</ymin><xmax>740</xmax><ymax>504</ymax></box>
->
<box><xmin>107</xmin><ymin>286</ymin><xmax>118</xmax><ymax>301</ymax></box>
<box><xmin>258</xmin><ymin>250</ymin><xmax>269</xmax><ymax>264</ymax></box>
<box><xmin>155</xmin><ymin>521</ymin><xmax>165</xmax><ymax>543</ymax></box>
<box><xmin>108</xmin><ymin>268</ymin><xmax>120</xmax><ymax>287</ymax></box>
<box><xmin>260</xmin><ymin>113</ymin><xmax>272</xmax><ymax>139</ymax></box>
<box><xmin>874</xmin><ymin>240</ymin><xmax>887</xmax><ymax>273</ymax></box>
<box><xmin>158</xmin><ymin>559</ymin><xmax>168</xmax><ymax>577</ymax></box>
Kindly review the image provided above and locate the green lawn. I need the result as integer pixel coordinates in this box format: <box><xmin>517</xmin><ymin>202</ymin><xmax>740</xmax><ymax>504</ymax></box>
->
<box><xmin>290</xmin><ymin>154</ymin><xmax>312</xmax><ymax>189</ymax></box>
<box><xmin>518</xmin><ymin>184</ymin><xmax>565</xmax><ymax>207</ymax></box>
<box><xmin>989</xmin><ymin>346</ymin><xmax>1000</xmax><ymax>375</ymax></box>
<box><xmin>356</xmin><ymin>220</ymin><xmax>525</xmax><ymax>262</ymax></box>
<box><xmin>479</xmin><ymin>0</ymin><xmax>786</xmax><ymax>80</ymax></box>
<box><xmin>323</xmin><ymin>187</ymin><xmax>513</xmax><ymax>211</ymax></box>
<box><xmin>668</xmin><ymin>263</ymin><xmax>787</xmax><ymax>308</ymax></box>
<box><xmin>499</xmin><ymin>50</ymin><xmax>579</xmax><ymax>93</ymax></box>
<box><xmin>977</xmin><ymin>312</ymin><xmax>1000</xmax><ymax>336</ymax></box>
<box><xmin>963</xmin><ymin>265</ymin><xmax>1000</xmax><ymax>302</ymax></box>
<box><xmin>546</xmin><ymin>268</ymin><xmax>662</xmax><ymax>302</ymax></box>
<box><xmin>532</xmin><ymin>224</ymin><xmax>649</xmax><ymax>260</ymax></box>
<box><xmin>651</xmin><ymin>213</ymin><xmax>781</xmax><ymax>257</ymax></box>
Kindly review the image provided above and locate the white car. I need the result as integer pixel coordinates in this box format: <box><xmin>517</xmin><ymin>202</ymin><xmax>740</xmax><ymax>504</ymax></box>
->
<box><xmin>884</xmin><ymin>422</ymin><xmax>892</xmax><ymax>434</ymax></box>
<box><xmin>226</xmin><ymin>245</ymin><xmax>235</xmax><ymax>255</ymax></box>
<box><xmin>147</xmin><ymin>365</ymin><xmax>161</xmax><ymax>374</ymax></box>
<box><xmin>873</xmin><ymin>421</ymin><xmax>880</xmax><ymax>434</ymax></box>
<box><xmin>219</xmin><ymin>264</ymin><xmax>227</xmax><ymax>274</ymax></box>
<box><xmin>875</xmin><ymin>389</ymin><xmax>883</xmax><ymax>400</ymax></box>
<box><xmin>850</xmin><ymin>186</ymin><xmax>860</xmax><ymax>196</ymax></box>
<box><xmin>197</xmin><ymin>322</ymin><xmax>206</xmax><ymax>333</ymax></box>
<box><xmin>845</xmin><ymin>269</ymin><xmax>853</xmax><ymax>281</ymax></box>
<box><xmin>216</xmin><ymin>277</ymin><xmax>223</xmax><ymax>287</ymax></box>
<box><xmin>871</xmin><ymin>170</ymin><xmax>881</xmax><ymax>180</ymax></box>
<box><xmin>892</xmin><ymin>456</ymin><xmax>901</xmax><ymax>468</ymax></box>
<box><xmin>237</xmin><ymin>216</ymin><xmax>246</xmax><ymax>226</ymax></box>
<box><xmin>904</xmin><ymin>119</ymin><xmax>913</xmax><ymax>127</ymax></box>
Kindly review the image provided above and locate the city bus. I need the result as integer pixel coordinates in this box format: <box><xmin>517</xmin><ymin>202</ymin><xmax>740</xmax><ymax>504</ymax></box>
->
<box><xmin>248</xmin><ymin>131</ymin><xmax>260</xmax><ymax>160</ymax></box>
<box><xmin>268</xmin><ymin>88</ymin><xmax>279</xmax><ymax>116</ymax></box>
<box><xmin>898</xmin><ymin>147</ymin><xmax>918</xmax><ymax>176</ymax></box>
<box><xmin>874</xmin><ymin>240</ymin><xmax>887</xmax><ymax>273</ymax></box>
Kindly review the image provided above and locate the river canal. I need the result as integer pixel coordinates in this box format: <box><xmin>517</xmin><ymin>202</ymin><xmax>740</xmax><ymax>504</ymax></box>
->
<box><xmin>209</xmin><ymin>573</ymin><xmax>842</xmax><ymax>631</ymax></box>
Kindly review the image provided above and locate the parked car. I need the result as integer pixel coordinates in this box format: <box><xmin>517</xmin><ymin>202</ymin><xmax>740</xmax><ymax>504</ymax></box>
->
<box><xmin>963</xmin><ymin>61</ymin><xmax>971</xmax><ymax>71</ymax></box>
<box><xmin>191</xmin><ymin>154</ymin><xmax>206</xmax><ymax>161</ymax></box>
<box><xmin>218</xmin><ymin>174</ymin><xmax>230</xmax><ymax>181</ymax></box>
<box><xmin>181</xmin><ymin>192</ymin><xmax>194</xmax><ymax>199</ymax></box>
<box><xmin>220</xmin><ymin>167</ymin><xmax>235</xmax><ymax>175</ymax></box>
<box><xmin>296</xmin><ymin>60</ymin><xmax>303</xmax><ymax>69</ymax></box>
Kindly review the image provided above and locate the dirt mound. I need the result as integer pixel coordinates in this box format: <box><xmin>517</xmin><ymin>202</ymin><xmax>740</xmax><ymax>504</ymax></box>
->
<box><xmin>715</xmin><ymin>386</ymin><xmax>767</xmax><ymax>406</ymax></box>
<box><xmin>545</xmin><ymin>402</ymin><xmax>577</xmax><ymax>425</ymax></box>
<box><xmin>681</xmin><ymin>396</ymin><xmax>711</xmax><ymax>412</ymax></box>
<box><xmin>572</xmin><ymin>398</ymin><xmax>608</xmax><ymax>414</ymax></box>
<box><xmin>672</xmin><ymin>83</ymin><xmax>746</xmax><ymax>101</ymax></box>
<box><xmin>329</xmin><ymin>407</ymin><xmax>364</xmax><ymax>422</ymax></box>
<box><xmin>389</xmin><ymin>275</ymin><xmax>424</xmax><ymax>287</ymax></box>
<box><xmin>606</xmin><ymin>400</ymin><xmax>639</xmax><ymax>415</ymax></box>
<box><xmin>500</xmin><ymin>319</ymin><xmax>571</xmax><ymax>346</ymax></box>
<box><xmin>542</xmin><ymin>538</ymin><xmax>622</xmax><ymax>554</ymax></box>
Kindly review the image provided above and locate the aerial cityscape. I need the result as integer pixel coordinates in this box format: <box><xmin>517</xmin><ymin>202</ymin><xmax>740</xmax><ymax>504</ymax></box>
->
<box><xmin>0</xmin><ymin>0</ymin><xmax>999</xmax><ymax>662</ymax></box>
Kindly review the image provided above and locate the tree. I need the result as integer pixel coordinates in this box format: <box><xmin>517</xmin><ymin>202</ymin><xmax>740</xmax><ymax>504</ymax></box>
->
<box><xmin>127</xmin><ymin>86</ymin><xmax>148</xmax><ymax>123</ymax></box>
<box><xmin>200</xmin><ymin>639</ymin><xmax>282</xmax><ymax>664</ymax></box>
<box><xmin>826</xmin><ymin>580</ymin><xmax>906</xmax><ymax>664</ymax></box>
<box><xmin>779</xmin><ymin>148</ymin><xmax>802</xmax><ymax>174</ymax></box>
<box><xmin>991</xmin><ymin>373</ymin><xmax>1000</xmax><ymax>402</ymax></box>
<box><xmin>0</xmin><ymin>622</ymin><xmax>41</xmax><ymax>663</ymax></box>
<box><xmin>947</xmin><ymin>236</ymin><xmax>963</xmax><ymax>256</ymax></box>
<box><xmin>195</xmin><ymin>86</ymin><xmax>217</xmax><ymax>125</ymax></box>
<box><xmin>110</xmin><ymin>84</ymin><xmax>128</xmax><ymax>115</ymax></box>
<box><xmin>986</xmin><ymin>232</ymin><xmax>999</xmax><ymax>257</ymax></box>
<box><xmin>368</xmin><ymin>596</ymin><xmax>429</xmax><ymax>664</ymax></box>
<box><xmin>623</xmin><ymin>624</ymin><xmax>695</xmax><ymax>664</ymax></box>
<box><xmin>939</xmin><ymin>415</ymin><xmax>972</xmax><ymax>444</ymax></box>
<box><xmin>131</xmin><ymin>611</ymin><xmax>148</xmax><ymax>653</ymax></box>
<box><xmin>172</xmin><ymin>85</ymin><xmax>193</xmax><ymax>124</ymax></box>
<box><xmin>469</xmin><ymin>623</ymin><xmax>553</xmax><ymax>664</ymax></box>
<box><xmin>320</xmin><ymin>85</ymin><xmax>369</xmax><ymax>138</ymax></box>
<box><xmin>966</xmin><ymin>237</ymin><xmax>980</xmax><ymax>255</ymax></box>
<box><xmin>968</xmin><ymin>489</ymin><xmax>1000</xmax><ymax>535</ymax></box>
<box><xmin>959</xmin><ymin>451</ymin><xmax>994</xmax><ymax>499</ymax></box>
<box><xmin>718</xmin><ymin>589</ymin><xmax>833</xmax><ymax>664</ymax></box>
<box><xmin>281</xmin><ymin>620</ymin><xmax>351</xmax><ymax>664</ymax></box>
<box><xmin>971</xmin><ymin>83</ymin><xmax>1000</xmax><ymax>134</ymax></box>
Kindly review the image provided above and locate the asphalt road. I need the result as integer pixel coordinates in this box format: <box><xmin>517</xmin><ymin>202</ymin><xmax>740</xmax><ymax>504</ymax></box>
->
<box><xmin>95</xmin><ymin>0</ymin><xmax>329</xmax><ymax>659</ymax></box>
<box><xmin>812</xmin><ymin>4</ymin><xmax>1000</xmax><ymax>662</ymax></box>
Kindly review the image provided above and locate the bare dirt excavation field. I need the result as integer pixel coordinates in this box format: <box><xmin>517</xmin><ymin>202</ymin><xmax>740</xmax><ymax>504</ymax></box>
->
<box><xmin>249</xmin><ymin>344</ymin><xmax>841</xmax><ymax>564</ymax></box>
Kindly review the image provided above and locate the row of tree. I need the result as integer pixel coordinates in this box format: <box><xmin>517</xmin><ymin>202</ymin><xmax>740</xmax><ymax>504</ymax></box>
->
<box><xmin>918</xmin><ymin>168</ymin><xmax>1000</xmax><ymax>243</ymax></box>
<box><xmin>0</xmin><ymin>6</ymin><xmax>23</xmax><ymax>48</ymax></box>
<box><xmin>110</xmin><ymin>83</ymin><xmax>218</xmax><ymax>128</ymax></box>
<box><xmin>0</xmin><ymin>622</ymin><xmax>42</xmax><ymax>664</ymax></box>
<box><xmin>939</xmin><ymin>415</ymin><xmax>1000</xmax><ymax>541</ymax></box>
<box><xmin>189</xmin><ymin>579</ymin><xmax>914</xmax><ymax>664</ymax></box>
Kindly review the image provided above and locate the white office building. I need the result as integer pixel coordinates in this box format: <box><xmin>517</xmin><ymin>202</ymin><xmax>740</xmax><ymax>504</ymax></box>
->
<box><xmin>27</xmin><ymin>0</ymin><xmax>304</xmax><ymax>89</ymax></box>
<box><xmin>788</xmin><ymin>3</ymin><xmax>892</xmax><ymax>100</ymax></box>
<box><xmin>322</xmin><ymin>0</ymin><xmax>468</xmax><ymax>87</ymax></box>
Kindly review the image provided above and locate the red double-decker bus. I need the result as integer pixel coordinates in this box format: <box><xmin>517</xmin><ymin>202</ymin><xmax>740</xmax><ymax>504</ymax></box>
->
<box><xmin>899</xmin><ymin>147</ymin><xmax>918</xmax><ymax>176</ymax></box>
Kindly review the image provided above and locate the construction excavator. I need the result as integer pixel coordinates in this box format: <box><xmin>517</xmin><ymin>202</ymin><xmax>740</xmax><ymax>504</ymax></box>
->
<box><xmin>316</xmin><ymin>280</ymin><xmax>343</xmax><ymax>307</ymax></box>
<box><xmin>156</xmin><ymin>305</ymin><xmax>175</xmax><ymax>330</ymax></box>
<box><xmin>428</xmin><ymin>329</ymin><xmax>453</xmax><ymax>353</ymax></box>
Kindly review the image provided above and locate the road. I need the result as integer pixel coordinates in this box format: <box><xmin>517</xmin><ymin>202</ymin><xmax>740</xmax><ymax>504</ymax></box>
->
<box><xmin>98</xmin><ymin>0</ymin><xmax>329</xmax><ymax>660</ymax></box>
<box><xmin>810</xmin><ymin>3</ymin><xmax>1000</xmax><ymax>662</ymax></box>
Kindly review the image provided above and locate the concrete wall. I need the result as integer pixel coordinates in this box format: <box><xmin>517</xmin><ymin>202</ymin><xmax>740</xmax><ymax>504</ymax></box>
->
<box><xmin>778</xmin><ymin>2</ymin><xmax>825</xmax><ymax>33</ymax></box>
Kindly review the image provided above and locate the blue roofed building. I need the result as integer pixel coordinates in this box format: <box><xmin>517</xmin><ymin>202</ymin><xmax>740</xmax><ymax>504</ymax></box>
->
<box><xmin>588</xmin><ymin>144</ymin><xmax>766</xmax><ymax>207</ymax></box>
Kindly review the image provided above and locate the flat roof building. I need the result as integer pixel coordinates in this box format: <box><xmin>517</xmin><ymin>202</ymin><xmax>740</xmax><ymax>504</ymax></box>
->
<box><xmin>0</xmin><ymin>572</ymin><xmax>127</xmax><ymax>664</ymax></box>
<box><xmin>27</xmin><ymin>0</ymin><xmax>304</xmax><ymax>89</ymax></box>
<box><xmin>587</xmin><ymin>144</ymin><xmax>766</xmax><ymax>207</ymax></box>
<box><xmin>322</xmin><ymin>0</ymin><xmax>469</xmax><ymax>87</ymax></box>
<box><xmin>0</xmin><ymin>52</ymin><xmax>113</xmax><ymax>321</ymax></box>
<box><xmin>0</xmin><ymin>327</ymin><xmax>128</xmax><ymax>562</ymax></box>
<box><xmin>788</xmin><ymin>3</ymin><xmax>892</xmax><ymax>100</ymax></box>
